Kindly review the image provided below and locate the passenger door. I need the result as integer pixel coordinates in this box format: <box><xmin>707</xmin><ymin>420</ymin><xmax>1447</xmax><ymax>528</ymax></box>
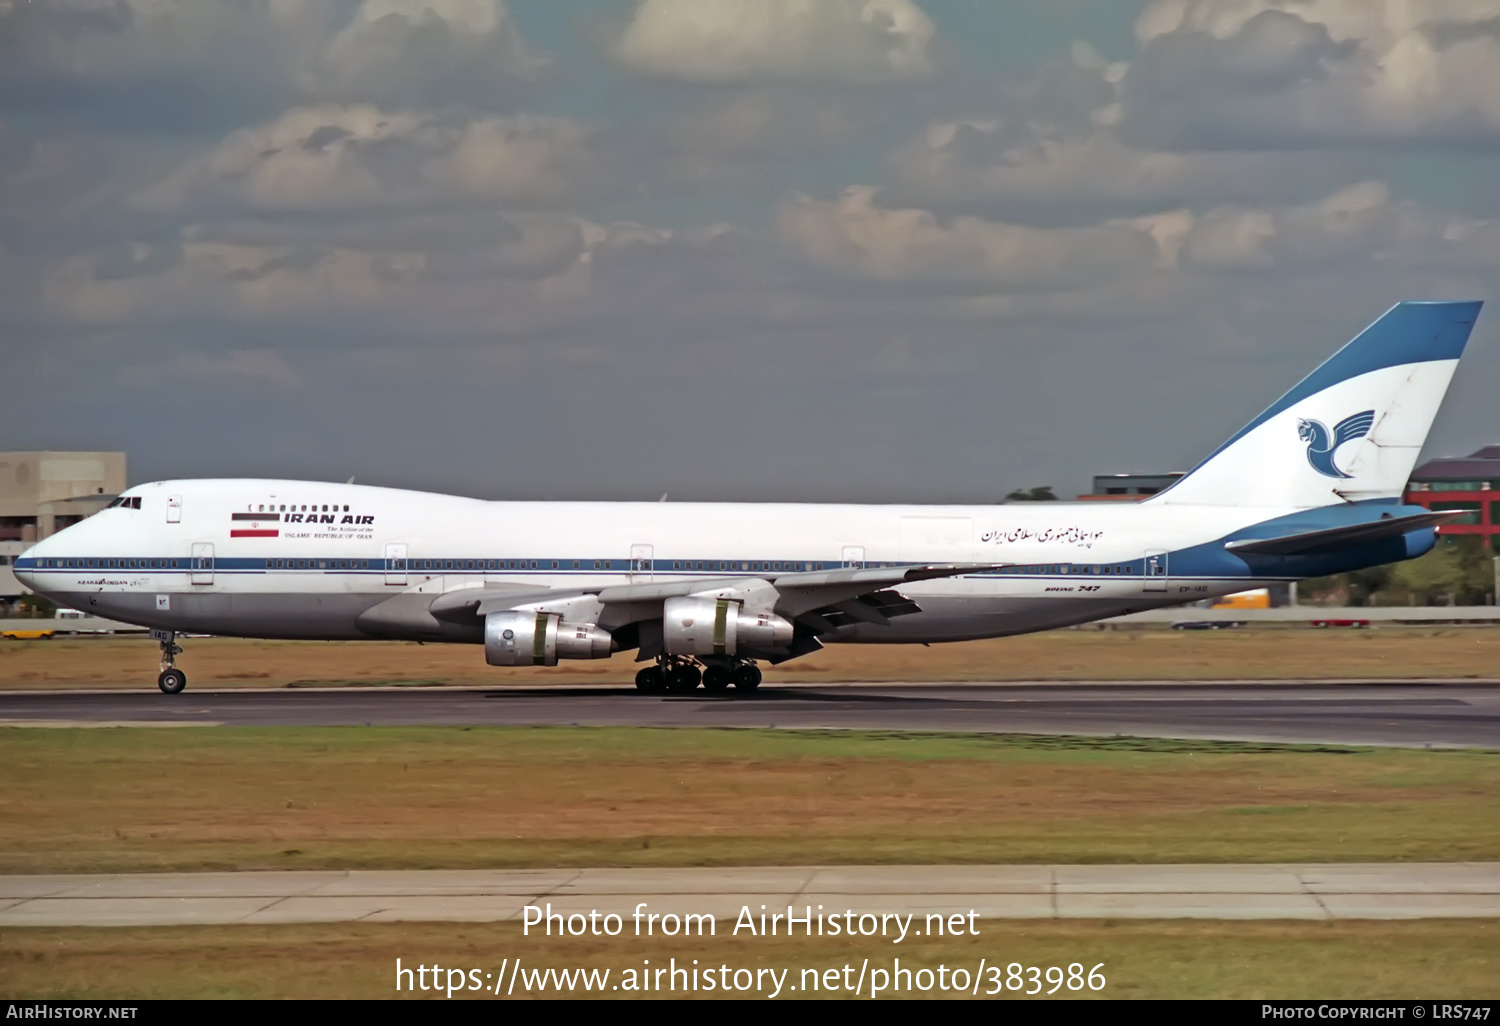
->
<box><xmin>167</xmin><ymin>496</ymin><xmax>182</xmax><ymax>524</ymax></box>
<box><xmin>190</xmin><ymin>542</ymin><xmax>214</xmax><ymax>586</ymax></box>
<box><xmin>629</xmin><ymin>543</ymin><xmax>653</xmax><ymax>582</ymax></box>
<box><xmin>842</xmin><ymin>545</ymin><xmax>865</xmax><ymax>569</ymax></box>
<box><xmin>1143</xmin><ymin>550</ymin><xmax>1168</xmax><ymax>592</ymax></box>
<box><xmin>384</xmin><ymin>542</ymin><xmax>408</xmax><ymax>586</ymax></box>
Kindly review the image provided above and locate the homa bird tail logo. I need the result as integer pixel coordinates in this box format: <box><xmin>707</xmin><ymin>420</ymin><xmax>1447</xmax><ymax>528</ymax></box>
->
<box><xmin>1297</xmin><ymin>410</ymin><xmax>1375</xmax><ymax>479</ymax></box>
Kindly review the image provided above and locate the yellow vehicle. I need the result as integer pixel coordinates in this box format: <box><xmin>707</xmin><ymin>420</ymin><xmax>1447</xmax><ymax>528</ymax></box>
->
<box><xmin>1</xmin><ymin>627</ymin><xmax>55</xmax><ymax>640</ymax></box>
<box><xmin>1211</xmin><ymin>589</ymin><xmax>1272</xmax><ymax>610</ymax></box>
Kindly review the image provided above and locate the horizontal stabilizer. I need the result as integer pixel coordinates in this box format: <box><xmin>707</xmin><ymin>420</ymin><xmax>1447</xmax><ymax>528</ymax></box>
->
<box><xmin>1223</xmin><ymin>510</ymin><xmax>1465</xmax><ymax>556</ymax></box>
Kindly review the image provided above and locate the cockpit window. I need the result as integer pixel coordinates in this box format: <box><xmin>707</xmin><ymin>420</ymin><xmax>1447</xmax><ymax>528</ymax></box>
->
<box><xmin>110</xmin><ymin>496</ymin><xmax>143</xmax><ymax>510</ymax></box>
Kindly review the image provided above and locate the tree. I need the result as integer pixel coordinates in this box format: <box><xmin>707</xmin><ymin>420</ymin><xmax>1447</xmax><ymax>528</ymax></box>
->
<box><xmin>1303</xmin><ymin>536</ymin><xmax>1494</xmax><ymax>607</ymax></box>
<box><xmin>1004</xmin><ymin>486</ymin><xmax>1058</xmax><ymax>502</ymax></box>
<box><xmin>14</xmin><ymin>594</ymin><xmax>56</xmax><ymax>618</ymax></box>
<box><xmin>1390</xmin><ymin>536</ymin><xmax>1492</xmax><ymax>604</ymax></box>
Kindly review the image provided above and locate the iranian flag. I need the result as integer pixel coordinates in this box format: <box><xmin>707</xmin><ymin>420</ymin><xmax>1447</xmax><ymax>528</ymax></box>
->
<box><xmin>230</xmin><ymin>512</ymin><xmax>279</xmax><ymax>538</ymax></box>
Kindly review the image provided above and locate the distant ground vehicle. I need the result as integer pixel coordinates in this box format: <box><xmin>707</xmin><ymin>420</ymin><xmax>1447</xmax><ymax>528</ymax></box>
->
<box><xmin>1211</xmin><ymin>589</ymin><xmax>1271</xmax><ymax>610</ymax></box>
<box><xmin>1</xmin><ymin>608</ymin><xmax>119</xmax><ymax>640</ymax></box>
<box><xmin>1171</xmin><ymin>621</ymin><xmax>1246</xmax><ymax>630</ymax></box>
<box><xmin>1310</xmin><ymin>618</ymin><xmax>1371</xmax><ymax>628</ymax></box>
<box><xmin>1</xmin><ymin>627</ymin><xmax>54</xmax><ymax>640</ymax></box>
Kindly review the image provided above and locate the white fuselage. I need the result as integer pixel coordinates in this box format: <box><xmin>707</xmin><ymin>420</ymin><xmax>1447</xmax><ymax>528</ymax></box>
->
<box><xmin>17</xmin><ymin>478</ymin><xmax>1315</xmax><ymax>645</ymax></box>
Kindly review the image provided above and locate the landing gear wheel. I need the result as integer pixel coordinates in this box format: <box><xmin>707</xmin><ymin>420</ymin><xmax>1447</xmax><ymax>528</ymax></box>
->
<box><xmin>732</xmin><ymin>663</ymin><xmax>762</xmax><ymax>691</ymax></box>
<box><xmin>701</xmin><ymin>665</ymin><xmax>731</xmax><ymax>692</ymax></box>
<box><xmin>635</xmin><ymin>666</ymin><xmax>665</xmax><ymax>693</ymax></box>
<box><xmin>666</xmin><ymin>664</ymin><xmax>702</xmax><ymax>693</ymax></box>
<box><xmin>157</xmin><ymin>668</ymin><xmax>188</xmax><ymax>695</ymax></box>
<box><xmin>155</xmin><ymin>630</ymin><xmax>186</xmax><ymax>694</ymax></box>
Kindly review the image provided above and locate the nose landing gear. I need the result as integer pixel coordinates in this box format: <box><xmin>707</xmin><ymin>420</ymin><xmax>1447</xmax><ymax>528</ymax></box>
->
<box><xmin>155</xmin><ymin>630</ymin><xmax>187</xmax><ymax>694</ymax></box>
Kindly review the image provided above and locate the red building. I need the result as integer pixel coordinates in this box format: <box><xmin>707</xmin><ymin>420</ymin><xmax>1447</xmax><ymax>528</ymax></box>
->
<box><xmin>1404</xmin><ymin>445</ymin><xmax>1500</xmax><ymax>546</ymax></box>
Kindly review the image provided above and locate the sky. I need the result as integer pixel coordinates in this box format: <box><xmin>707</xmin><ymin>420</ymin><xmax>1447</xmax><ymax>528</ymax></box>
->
<box><xmin>3</xmin><ymin>0</ymin><xmax>1500</xmax><ymax>503</ymax></box>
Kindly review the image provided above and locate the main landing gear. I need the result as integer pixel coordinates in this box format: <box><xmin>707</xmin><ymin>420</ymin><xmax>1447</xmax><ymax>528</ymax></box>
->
<box><xmin>156</xmin><ymin>631</ymin><xmax>187</xmax><ymax>694</ymax></box>
<box><xmin>635</xmin><ymin>658</ymin><xmax>761</xmax><ymax>695</ymax></box>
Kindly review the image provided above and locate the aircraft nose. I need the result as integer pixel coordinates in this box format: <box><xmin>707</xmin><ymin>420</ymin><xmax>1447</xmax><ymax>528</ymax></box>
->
<box><xmin>13</xmin><ymin>542</ymin><xmax>41</xmax><ymax>591</ymax></box>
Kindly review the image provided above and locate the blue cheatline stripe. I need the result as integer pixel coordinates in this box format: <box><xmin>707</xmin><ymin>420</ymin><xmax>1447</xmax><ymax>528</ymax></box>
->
<box><xmin>1156</xmin><ymin>300</ymin><xmax>1482</xmax><ymax>498</ymax></box>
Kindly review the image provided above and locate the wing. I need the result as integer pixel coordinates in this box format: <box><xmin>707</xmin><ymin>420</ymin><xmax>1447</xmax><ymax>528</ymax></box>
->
<box><xmin>415</xmin><ymin>563</ymin><xmax>1005</xmax><ymax>654</ymax></box>
<box><xmin>1332</xmin><ymin>409</ymin><xmax>1376</xmax><ymax>447</ymax></box>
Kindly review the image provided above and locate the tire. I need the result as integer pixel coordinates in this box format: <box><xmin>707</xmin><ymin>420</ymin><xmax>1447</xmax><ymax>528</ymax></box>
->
<box><xmin>666</xmin><ymin>664</ymin><xmax>702</xmax><ymax>693</ymax></box>
<box><xmin>732</xmin><ymin>664</ymin><xmax>762</xmax><ymax>691</ymax></box>
<box><xmin>158</xmin><ymin>668</ymin><xmax>188</xmax><ymax>695</ymax></box>
<box><xmin>635</xmin><ymin>666</ymin><xmax>665</xmax><ymax>693</ymax></box>
<box><xmin>702</xmin><ymin>665</ymin><xmax>731</xmax><ymax>692</ymax></box>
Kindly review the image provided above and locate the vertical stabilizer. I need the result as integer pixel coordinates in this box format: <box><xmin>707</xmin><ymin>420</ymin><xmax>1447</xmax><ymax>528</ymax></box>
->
<box><xmin>1151</xmin><ymin>301</ymin><xmax>1481</xmax><ymax>508</ymax></box>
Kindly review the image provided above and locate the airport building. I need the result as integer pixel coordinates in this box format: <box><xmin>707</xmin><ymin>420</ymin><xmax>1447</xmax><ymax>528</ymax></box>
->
<box><xmin>1404</xmin><ymin>445</ymin><xmax>1500</xmax><ymax>546</ymax></box>
<box><xmin>1076</xmin><ymin>472</ymin><xmax>1184</xmax><ymax>501</ymax></box>
<box><xmin>0</xmin><ymin>452</ymin><xmax>126</xmax><ymax>600</ymax></box>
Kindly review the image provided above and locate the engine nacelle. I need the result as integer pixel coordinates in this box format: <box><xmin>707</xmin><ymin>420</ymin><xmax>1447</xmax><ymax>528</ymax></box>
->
<box><xmin>662</xmin><ymin>596</ymin><xmax>793</xmax><ymax>656</ymax></box>
<box><xmin>485</xmin><ymin>611</ymin><xmax>612</xmax><ymax>666</ymax></box>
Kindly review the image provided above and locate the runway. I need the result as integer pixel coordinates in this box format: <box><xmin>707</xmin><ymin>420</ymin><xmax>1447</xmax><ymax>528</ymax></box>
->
<box><xmin>1</xmin><ymin>681</ymin><xmax>1498</xmax><ymax>747</ymax></box>
<box><xmin>2</xmin><ymin>864</ymin><xmax>1497</xmax><ymax>926</ymax></box>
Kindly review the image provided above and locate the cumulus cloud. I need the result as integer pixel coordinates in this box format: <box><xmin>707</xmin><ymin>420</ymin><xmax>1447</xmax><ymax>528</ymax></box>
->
<box><xmin>776</xmin><ymin>185</ymin><xmax>1161</xmax><ymax>290</ymax></box>
<box><xmin>613</xmin><ymin>0</ymin><xmax>936</xmax><ymax>84</ymax></box>
<box><xmin>44</xmin><ymin>237</ymin><xmax>427</xmax><ymax>326</ymax></box>
<box><xmin>774</xmin><ymin>181</ymin><xmax>1500</xmax><ymax>307</ymax></box>
<box><xmin>0</xmin><ymin>0</ymin><xmax>541</xmax><ymax>121</ymax></box>
<box><xmin>319</xmin><ymin>0</ymin><xmax>544</xmax><ymax>105</ymax></box>
<box><xmin>665</xmin><ymin>90</ymin><xmax>871</xmax><ymax>187</ymax></box>
<box><xmin>880</xmin><ymin>43</ymin><xmax>1363</xmax><ymax>222</ymax></box>
<box><xmin>39</xmin><ymin>211</ymin><xmax>754</xmax><ymax>337</ymax></box>
<box><xmin>0</xmin><ymin>0</ymin><xmax>319</xmax><ymax>81</ymax></box>
<box><xmin>1181</xmin><ymin>181</ymin><xmax>1432</xmax><ymax>271</ymax></box>
<box><xmin>1122</xmin><ymin>0</ymin><xmax>1500</xmax><ymax>147</ymax></box>
<box><xmin>887</xmin><ymin>118</ymin><xmax>1354</xmax><ymax>222</ymax></box>
<box><xmin>134</xmin><ymin>105</ymin><xmax>610</xmax><ymax>213</ymax></box>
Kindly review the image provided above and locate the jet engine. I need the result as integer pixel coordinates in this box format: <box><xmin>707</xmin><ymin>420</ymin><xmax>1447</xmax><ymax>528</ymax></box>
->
<box><xmin>485</xmin><ymin>610</ymin><xmax>613</xmax><ymax>666</ymax></box>
<box><xmin>662</xmin><ymin>596</ymin><xmax>793</xmax><ymax>656</ymax></box>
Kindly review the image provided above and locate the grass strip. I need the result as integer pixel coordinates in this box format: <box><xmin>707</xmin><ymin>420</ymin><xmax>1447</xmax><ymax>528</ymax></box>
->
<box><xmin>3</xmin><ymin>726</ymin><xmax>1498</xmax><ymax>872</ymax></box>
<box><xmin>2</xmin><ymin>920</ymin><xmax>1496</xmax><ymax>999</ymax></box>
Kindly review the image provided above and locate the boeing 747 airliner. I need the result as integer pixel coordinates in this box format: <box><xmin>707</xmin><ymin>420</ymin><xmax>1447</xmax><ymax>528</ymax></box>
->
<box><xmin>15</xmin><ymin>301</ymin><xmax>1481</xmax><ymax>694</ymax></box>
